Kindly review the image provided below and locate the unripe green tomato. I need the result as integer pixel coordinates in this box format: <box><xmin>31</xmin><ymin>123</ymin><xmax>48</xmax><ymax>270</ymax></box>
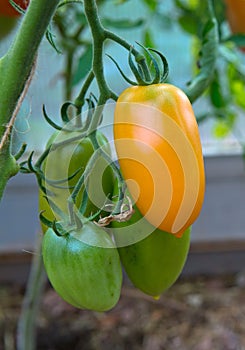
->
<box><xmin>39</xmin><ymin>130</ymin><xmax>114</xmax><ymax>232</ymax></box>
<box><xmin>42</xmin><ymin>221</ymin><xmax>122</xmax><ymax>311</ymax></box>
<box><xmin>111</xmin><ymin>187</ymin><xmax>191</xmax><ymax>298</ymax></box>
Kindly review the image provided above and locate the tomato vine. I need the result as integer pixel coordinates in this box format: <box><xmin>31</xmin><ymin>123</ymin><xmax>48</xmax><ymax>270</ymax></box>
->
<box><xmin>0</xmin><ymin>0</ymin><xmax>60</xmax><ymax>200</ymax></box>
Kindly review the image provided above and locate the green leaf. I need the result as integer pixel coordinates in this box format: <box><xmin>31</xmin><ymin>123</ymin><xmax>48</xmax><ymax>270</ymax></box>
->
<box><xmin>188</xmin><ymin>0</ymin><xmax>199</xmax><ymax>9</ymax></box>
<box><xmin>72</xmin><ymin>45</ymin><xmax>93</xmax><ymax>86</ymax></box>
<box><xmin>220</xmin><ymin>45</ymin><xmax>245</xmax><ymax>77</ymax></box>
<box><xmin>74</xmin><ymin>12</ymin><xmax>88</xmax><ymax>26</ymax></box>
<box><xmin>185</xmin><ymin>11</ymin><xmax>219</xmax><ymax>103</ymax></box>
<box><xmin>212</xmin><ymin>112</ymin><xmax>236</xmax><ymax>139</ymax></box>
<box><xmin>174</xmin><ymin>0</ymin><xmax>190</xmax><ymax>11</ymax></box>
<box><xmin>143</xmin><ymin>29</ymin><xmax>155</xmax><ymax>48</ymax></box>
<box><xmin>226</xmin><ymin>34</ymin><xmax>245</xmax><ymax>49</ymax></box>
<box><xmin>232</xmin><ymin>81</ymin><xmax>245</xmax><ymax>109</ymax></box>
<box><xmin>142</xmin><ymin>0</ymin><xmax>158</xmax><ymax>11</ymax></box>
<box><xmin>102</xmin><ymin>17</ymin><xmax>144</xmax><ymax>29</ymax></box>
<box><xmin>178</xmin><ymin>14</ymin><xmax>199</xmax><ymax>35</ymax></box>
<box><xmin>213</xmin><ymin>122</ymin><xmax>230</xmax><ymax>138</ymax></box>
<box><xmin>227</xmin><ymin>63</ymin><xmax>245</xmax><ymax>109</ymax></box>
<box><xmin>209</xmin><ymin>72</ymin><xmax>227</xmax><ymax>109</ymax></box>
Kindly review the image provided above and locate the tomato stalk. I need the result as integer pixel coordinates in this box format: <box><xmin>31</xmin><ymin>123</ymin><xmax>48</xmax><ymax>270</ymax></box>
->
<box><xmin>16</xmin><ymin>237</ymin><xmax>46</xmax><ymax>350</ymax></box>
<box><xmin>74</xmin><ymin>70</ymin><xmax>95</xmax><ymax>112</ymax></box>
<box><xmin>0</xmin><ymin>0</ymin><xmax>60</xmax><ymax>201</ymax></box>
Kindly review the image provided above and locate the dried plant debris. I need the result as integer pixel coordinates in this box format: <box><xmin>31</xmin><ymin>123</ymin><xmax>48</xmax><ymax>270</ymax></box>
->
<box><xmin>0</xmin><ymin>274</ymin><xmax>244</xmax><ymax>350</ymax></box>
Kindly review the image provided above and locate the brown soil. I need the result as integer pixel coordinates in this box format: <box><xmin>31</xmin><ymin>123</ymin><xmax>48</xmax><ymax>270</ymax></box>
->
<box><xmin>0</xmin><ymin>274</ymin><xmax>245</xmax><ymax>350</ymax></box>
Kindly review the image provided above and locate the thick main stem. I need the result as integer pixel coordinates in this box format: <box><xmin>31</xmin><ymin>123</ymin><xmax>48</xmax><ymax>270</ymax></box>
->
<box><xmin>0</xmin><ymin>0</ymin><xmax>60</xmax><ymax>136</ymax></box>
<box><xmin>83</xmin><ymin>0</ymin><xmax>110</xmax><ymax>133</ymax></box>
<box><xmin>83</xmin><ymin>0</ymin><xmax>108</xmax><ymax>98</ymax></box>
<box><xmin>0</xmin><ymin>0</ymin><xmax>60</xmax><ymax>200</ymax></box>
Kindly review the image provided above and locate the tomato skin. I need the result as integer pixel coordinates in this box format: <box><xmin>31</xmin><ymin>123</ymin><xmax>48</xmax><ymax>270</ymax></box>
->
<box><xmin>0</xmin><ymin>0</ymin><xmax>29</xmax><ymax>17</ymax></box>
<box><xmin>225</xmin><ymin>0</ymin><xmax>245</xmax><ymax>51</ymax></box>
<box><xmin>113</xmin><ymin>83</ymin><xmax>205</xmax><ymax>237</ymax></box>
<box><xmin>42</xmin><ymin>222</ymin><xmax>122</xmax><ymax>311</ymax></box>
<box><xmin>39</xmin><ymin>130</ymin><xmax>114</xmax><ymax>233</ymax></box>
<box><xmin>111</xmin><ymin>187</ymin><xmax>191</xmax><ymax>298</ymax></box>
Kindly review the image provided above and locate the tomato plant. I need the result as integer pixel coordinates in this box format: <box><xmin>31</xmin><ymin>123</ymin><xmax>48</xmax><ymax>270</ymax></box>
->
<box><xmin>114</xmin><ymin>83</ymin><xmax>205</xmax><ymax>237</ymax></box>
<box><xmin>42</xmin><ymin>221</ymin><xmax>122</xmax><ymax>311</ymax></box>
<box><xmin>111</xmin><ymin>186</ymin><xmax>191</xmax><ymax>298</ymax></box>
<box><xmin>39</xmin><ymin>129</ymin><xmax>114</xmax><ymax>232</ymax></box>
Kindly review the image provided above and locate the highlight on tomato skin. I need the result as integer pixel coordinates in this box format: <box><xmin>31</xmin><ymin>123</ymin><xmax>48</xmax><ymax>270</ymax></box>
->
<box><xmin>113</xmin><ymin>83</ymin><xmax>205</xmax><ymax>237</ymax></box>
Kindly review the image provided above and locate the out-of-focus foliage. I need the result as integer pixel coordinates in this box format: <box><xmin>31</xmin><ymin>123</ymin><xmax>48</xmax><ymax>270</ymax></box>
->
<box><xmin>163</xmin><ymin>0</ymin><xmax>245</xmax><ymax>140</ymax></box>
<box><xmin>52</xmin><ymin>0</ymin><xmax>245</xmax><ymax>141</ymax></box>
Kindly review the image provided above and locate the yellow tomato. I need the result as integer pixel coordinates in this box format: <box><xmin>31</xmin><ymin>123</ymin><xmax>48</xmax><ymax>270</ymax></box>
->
<box><xmin>113</xmin><ymin>83</ymin><xmax>205</xmax><ymax>237</ymax></box>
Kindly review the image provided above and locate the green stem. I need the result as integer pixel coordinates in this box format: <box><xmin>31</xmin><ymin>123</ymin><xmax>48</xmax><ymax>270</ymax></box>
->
<box><xmin>83</xmin><ymin>0</ymin><xmax>109</xmax><ymax>96</ymax></box>
<box><xmin>105</xmin><ymin>30</ymin><xmax>149</xmax><ymax>75</ymax></box>
<box><xmin>0</xmin><ymin>0</ymin><xmax>60</xmax><ymax>201</ymax></box>
<box><xmin>76</xmin><ymin>1</ymin><xmax>144</xmax><ymax>113</ymax></box>
<box><xmin>83</xmin><ymin>0</ymin><xmax>113</xmax><ymax>135</ymax></box>
<box><xmin>65</xmin><ymin>51</ymin><xmax>75</xmax><ymax>101</ymax></box>
<box><xmin>74</xmin><ymin>70</ymin><xmax>95</xmax><ymax>110</ymax></box>
<box><xmin>16</xmin><ymin>236</ymin><xmax>47</xmax><ymax>350</ymax></box>
<box><xmin>89</xmin><ymin>132</ymin><xmax>126</xmax><ymax>216</ymax></box>
<box><xmin>0</xmin><ymin>0</ymin><xmax>60</xmax><ymax>135</ymax></box>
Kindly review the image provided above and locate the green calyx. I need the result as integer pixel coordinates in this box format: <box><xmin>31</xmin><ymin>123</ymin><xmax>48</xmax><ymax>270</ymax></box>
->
<box><xmin>107</xmin><ymin>43</ymin><xmax>169</xmax><ymax>86</ymax></box>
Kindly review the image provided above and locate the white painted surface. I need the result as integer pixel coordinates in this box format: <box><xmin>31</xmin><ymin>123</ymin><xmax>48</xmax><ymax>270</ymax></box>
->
<box><xmin>0</xmin><ymin>154</ymin><xmax>244</xmax><ymax>253</ymax></box>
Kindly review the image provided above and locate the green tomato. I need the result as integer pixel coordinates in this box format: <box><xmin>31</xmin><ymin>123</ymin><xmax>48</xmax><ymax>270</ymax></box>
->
<box><xmin>39</xmin><ymin>130</ymin><xmax>114</xmax><ymax>232</ymax></box>
<box><xmin>42</xmin><ymin>221</ymin><xmax>122</xmax><ymax>311</ymax></box>
<box><xmin>111</xmin><ymin>187</ymin><xmax>191</xmax><ymax>298</ymax></box>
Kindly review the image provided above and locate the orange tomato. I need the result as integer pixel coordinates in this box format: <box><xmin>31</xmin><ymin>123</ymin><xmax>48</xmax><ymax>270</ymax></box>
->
<box><xmin>0</xmin><ymin>0</ymin><xmax>29</xmax><ymax>17</ymax></box>
<box><xmin>113</xmin><ymin>83</ymin><xmax>205</xmax><ymax>237</ymax></box>
<box><xmin>225</xmin><ymin>0</ymin><xmax>245</xmax><ymax>51</ymax></box>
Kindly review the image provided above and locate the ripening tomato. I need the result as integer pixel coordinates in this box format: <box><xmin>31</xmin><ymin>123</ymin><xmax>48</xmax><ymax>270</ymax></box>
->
<box><xmin>225</xmin><ymin>0</ymin><xmax>245</xmax><ymax>51</ymax></box>
<box><xmin>113</xmin><ymin>84</ymin><xmax>205</xmax><ymax>237</ymax></box>
<box><xmin>111</xmin><ymin>185</ymin><xmax>191</xmax><ymax>298</ymax></box>
<box><xmin>0</xmin><ymin>0</ymin><xmax>29</xmax><ymax>17</ymax></box>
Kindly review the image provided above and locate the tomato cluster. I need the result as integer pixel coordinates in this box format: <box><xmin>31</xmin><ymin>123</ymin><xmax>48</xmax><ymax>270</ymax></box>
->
<box><xmin>40</xmin><ymin>83</ymin><xmax>204</xmax><ymax>311</ymax></box>
<box><xmin>39</xmin><ymin>129</ymin><xmax>114</xmax><ymax>232</ymax></box>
